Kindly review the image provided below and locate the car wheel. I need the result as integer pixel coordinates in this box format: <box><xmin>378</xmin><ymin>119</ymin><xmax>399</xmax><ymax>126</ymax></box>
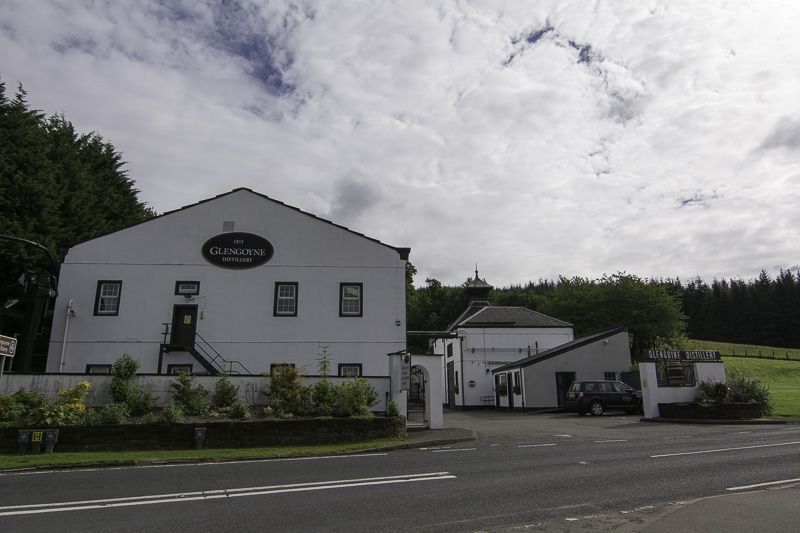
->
<box><xmin>589</xmin><ymin>400</ymin><xmax>604</xmax><ymax>416</ymax></box>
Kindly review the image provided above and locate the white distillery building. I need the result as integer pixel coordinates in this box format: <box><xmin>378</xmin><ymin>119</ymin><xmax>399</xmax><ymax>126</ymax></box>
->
<box><xmin>46</xmin><ymin>188</ymin><xmax>410</xmax><ymax>378</ymax></box>
<box><xmin>491</xmin><ymin>326</ymin><xmax>633</xmax><ymax>410</ymax></box>
<box><xmin>432</xmin><ymin>272</ymin><xmax>574</xmax><ymax>408</ymax></box>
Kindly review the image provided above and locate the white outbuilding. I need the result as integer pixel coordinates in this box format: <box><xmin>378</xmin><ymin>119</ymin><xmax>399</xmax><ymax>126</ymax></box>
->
<box><xmin>46</xmin><ymin>188</ymin><xmax>410</xmax><ymax>379</ymax></box>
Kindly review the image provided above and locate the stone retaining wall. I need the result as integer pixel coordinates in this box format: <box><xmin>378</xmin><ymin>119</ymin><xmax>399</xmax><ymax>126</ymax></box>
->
<box><xmin>1</xmin><ymin>417</ymin><xmax>406</xmax><ymax>453</ymax></box>
<box><xmin>658</xmin><ymin>402</ymin><xmax>765</xmax><ymax>420</ymax></box>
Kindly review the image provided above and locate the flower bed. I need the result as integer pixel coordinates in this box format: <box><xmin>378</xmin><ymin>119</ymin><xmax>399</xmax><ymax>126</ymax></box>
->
<box><xmin>658</xmin><ymin>402</ymin><xmax>765</xmax><ymax>420</ymax></box>
<box><xmin>0</xmin><ymin>416</ymin><xmax>406</xmax><ymax>453</ymax></box>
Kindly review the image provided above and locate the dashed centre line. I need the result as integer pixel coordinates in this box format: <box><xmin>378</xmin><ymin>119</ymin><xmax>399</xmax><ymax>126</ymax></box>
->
<box><xmin>727</xmin><ymin>477</ymin><xmax>800</xmax><ymax>491</ymax></box>
<box><xmin>518</xmin><ymin>443</ymin><xmax>557</xmax><ymax>448</ymax></box>
<box><xmin>594</xmin><ymin>439</ymin><xmax>628</xmax><ymax>443</ymax></box>
<box><xmin>652</xmin><ymin>441</ymin><xmax>800</xmax><ymax>458</ymax></box>
<box><xmin>431</xmin><ymin>448</ymin><xmax>476</xmax><ymax>453</ymax></box>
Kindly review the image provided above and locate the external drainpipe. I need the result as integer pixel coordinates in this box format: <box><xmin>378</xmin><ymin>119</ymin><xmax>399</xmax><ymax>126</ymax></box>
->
<box><xmin>58</xmin><ymin>299</ymin><xmax>74</xmax><ymax>373</ymax></box>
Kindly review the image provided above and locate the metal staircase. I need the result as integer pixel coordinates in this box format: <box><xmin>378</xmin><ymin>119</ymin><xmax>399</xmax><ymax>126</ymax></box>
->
<box><xmin>160</xmin><ymin>325</ymin><xmax>251</xmax><ymax>375</ymax></box>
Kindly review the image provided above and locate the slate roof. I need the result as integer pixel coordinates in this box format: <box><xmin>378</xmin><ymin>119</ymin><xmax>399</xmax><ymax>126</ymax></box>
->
<box><xmin>491</xmin><ymin>325</ymin><xmax>628</xmax><ymax>372</ymax></box>
<box><xmin>447</xmin><ymin>306</ymin><xmax>572</xmax><ymax>331</ymax></box>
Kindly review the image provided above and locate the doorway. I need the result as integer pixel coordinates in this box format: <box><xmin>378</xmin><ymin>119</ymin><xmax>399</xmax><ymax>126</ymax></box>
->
<box><xmin>170</xmin><ymin>305</ymin><xmax>198</xmax><ymax>349</ymax></box>
<box><xmin>446</xmin><ymin>361</ymin><xmax>456</xmax><ymax>407</ymax></box>
<box><xmin>555</xmin><ymin>372</ymin><xmax>576</xmax><ymax>407</ymax></box>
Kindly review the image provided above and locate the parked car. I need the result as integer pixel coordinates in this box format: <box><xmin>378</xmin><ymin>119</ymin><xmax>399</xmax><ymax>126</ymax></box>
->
<box><xmin>566</xmin><ymin>380</ymin><xmax>642</xmax><ymax>416</ymax></box>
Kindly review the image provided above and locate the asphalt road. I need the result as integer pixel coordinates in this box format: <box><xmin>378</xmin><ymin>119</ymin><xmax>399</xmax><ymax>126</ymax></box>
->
<box><xmin>1</xmin><ymin>413</ymin><xmax>799</xmax><ymax>532</ymax></box>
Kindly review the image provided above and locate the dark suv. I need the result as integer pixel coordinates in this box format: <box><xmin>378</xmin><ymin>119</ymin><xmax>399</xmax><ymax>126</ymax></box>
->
<box><xmin>565</xmin><ymin>380</ymin><xmax>642</xmax><ymax>416</ymax></box>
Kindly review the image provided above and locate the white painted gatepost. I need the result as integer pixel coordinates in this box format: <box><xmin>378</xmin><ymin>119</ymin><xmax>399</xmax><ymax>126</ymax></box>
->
<box><xmin>640</xmin><ymin>350</ymin><xmax>726</xmax><ymax>418</ymax></box>
<box><xmin>388</xmin><ymin>351</ymin><xmax>443</xmax><ymax>429</ymax></box>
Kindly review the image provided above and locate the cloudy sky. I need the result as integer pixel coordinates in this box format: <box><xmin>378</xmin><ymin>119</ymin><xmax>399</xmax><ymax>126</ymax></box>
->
<box><xmin>2</xmin><ymin>1</ymin><xmax>799</xmax><ymax>287</ymax></box>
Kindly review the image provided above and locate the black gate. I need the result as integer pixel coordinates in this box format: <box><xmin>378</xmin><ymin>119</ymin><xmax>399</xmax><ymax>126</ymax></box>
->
<box><xmin>407</xmin><ymin>366</ymin><xmax>426</xmax><ymax>427</ymax></box>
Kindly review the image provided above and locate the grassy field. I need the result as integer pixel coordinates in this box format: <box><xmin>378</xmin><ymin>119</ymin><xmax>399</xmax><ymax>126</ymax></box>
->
<box><xmin>686</xmin><ymin>339</ymin><xmax>800</xmax><ymax>360</ymax></box>
<box><xmin>683</xmin><ymin>339</ymin><xmax>799</xmax><ymax>417</ymax></box>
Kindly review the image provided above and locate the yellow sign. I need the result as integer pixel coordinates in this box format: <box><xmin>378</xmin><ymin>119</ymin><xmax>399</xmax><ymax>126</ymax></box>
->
<box><xmin>32</xmin><ymin>431</ymin><xmax>43</xmax><ymax>442</ymax></box>
<box><xmin>183</xmin><ymin>316</ymin><xmax>192</xmax><ymax>325</ymax></box>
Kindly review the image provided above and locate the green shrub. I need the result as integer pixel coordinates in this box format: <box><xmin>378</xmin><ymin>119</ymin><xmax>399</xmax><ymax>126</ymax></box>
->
<box><xmin>11</xmin><ymin>388</ymin><xmax>47</xmax><ymax>413</ymax></box>
<box><xmin>386</xmin><ymin>400</ymin><xmax>400</xmax><ymax>417</ymax></box>
<box><xmin>332</xmin><ymin>378</ymin><xmax>377</xmax><ymax>417</ymax></box>
<box><xmin>80</xmin><ymin>408</ymin><xmax>104</xmax><ymax>426</ymax></box>
<box><xmin>161</xmin><ymin>404</ymin><xmax>185</xmax><ymax>423</ymax></box>
<box><xmin>100</xmin><ymin>403</ymin><xmax>130</xmax><ymax>424</ymax></box>
<box><xmin>726</xmin><ymin>375</ymin><xmax>773</xmax><ymax>415</ymax></box>
<box><xmin>212</xmin><ymin>376</ymin><xmax>239</xmax><ymax>409</ymax></box>
<box><xmin>230</xmin><ymin>399</ymin><xmax>251</xmax><ymax>420</ymax></box>
<box><xmin>28</xmin><ymin>381</ymin><xmax>93</xmax><ymax>426</ymax></box>
<box><xmin>170</xmin><ymin>372</ymin><xmax>210</xmax><ymax>416</ymax></box>
<box><xmin>0</xmin><ymin>395</ymin><xmax>25</xmax><ymax>423</ymax></box>
<box><xmin>267</xmin><ymin>365</ymin><xmax>311</xmax><ymax>415</ymax></box>
<box><xmin>312</xmin><ymin>380</ymin><xmax>335</xmax><ymax>416</ymax></box>
<box><xmin>698</xmin><ymin>380</ymin><xmax>728</xmax><ymax>402</ymax></box>
<box><xmin>110</xmin><ymin>353</ymin><xmax>156</xmax><ymax>416</ymax></box>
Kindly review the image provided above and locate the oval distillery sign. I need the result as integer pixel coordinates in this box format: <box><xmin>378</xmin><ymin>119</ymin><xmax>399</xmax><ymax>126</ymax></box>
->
<box><xmin>201</xmin><ymin>232</ymin><xmax>274</xmax><ymax>269</ymax></box>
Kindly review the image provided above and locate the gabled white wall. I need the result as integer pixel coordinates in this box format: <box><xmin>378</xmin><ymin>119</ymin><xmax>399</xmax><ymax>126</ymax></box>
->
<box><xmin>520</xmin><ymin>331</ymin><xmax>631</xmax><ymax>408</ymax></box>
<box><xmin>47</xmin><ymin>190</ymin><xmax>407</xmax><ymax>375</ymax></box>
<box><xmin>437</xmin><ymin>325</ymin><xmax>574</xmax><ymax>407</ymax></box>
<box><xmin>640</xmin><ymin>362</ymin><xmax>726</xmax><ymax>418</ymax></box>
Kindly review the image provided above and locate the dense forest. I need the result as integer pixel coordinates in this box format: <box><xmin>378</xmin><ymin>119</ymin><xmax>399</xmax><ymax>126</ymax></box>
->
<box><xmin>407</xmin><ymin>266</ymin><xmax>800</xmax><ymax>352</ymax></box>
<box><xmin>0</xmin><ymin>78</ymin><xmax>154</xmax><ymax>369</ymax></box>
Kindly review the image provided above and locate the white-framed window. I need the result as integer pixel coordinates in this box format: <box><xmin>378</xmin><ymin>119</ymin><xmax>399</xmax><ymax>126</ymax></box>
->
<box><xmin>85</xmin><ymin>364</ymin><xmax>112</xmax><ymax>374</ymax></box>
<box><xmin>339</xmin><ymin>283</ymin><xmax>363</xmax><ymax>317</ymax></box>
<box><xmin>338</xmin><ymin>363</ymin><xmax>362</xmax><ymax>377</ymax></box>
<box><xmin>175</xmin><ymin>281</ymin><xmax>200</xmax><ymax>296</ymax></box>
<box><xmin>604</xmin><ymin>371</ymin><xmax>617</xmax><ymax>381</ymax></box>
<box><xmin>167</xmin><ymin>364</ymin><xmax>193</xmax><ymax>375</ymax></box>
<box><xmin>94</xmin><ymin>280</ymin><xmax>122</xmax><ymax>316</ymax></box>
<box><xmin>273</xmin><ymin>282</ymin><xmax>298</xmax><ymax>316</ymax></box>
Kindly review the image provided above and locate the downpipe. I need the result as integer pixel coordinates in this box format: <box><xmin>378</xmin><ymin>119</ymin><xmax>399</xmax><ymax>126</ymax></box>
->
<box><xmin>58</xmin><ymin>299</ymin><xmax>75</xmax><ymax>373</ymax></box>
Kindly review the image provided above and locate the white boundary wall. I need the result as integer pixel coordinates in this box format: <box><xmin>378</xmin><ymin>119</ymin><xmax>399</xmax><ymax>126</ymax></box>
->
<box><xmin>0</xmin><ymin>373</ymin><xmax>391</xmax><ymax>412</ymax></box>
<box><xmin>640</xmin><ymin>362</ymin><xmax>726</xmax><ymax>418</ymax></box>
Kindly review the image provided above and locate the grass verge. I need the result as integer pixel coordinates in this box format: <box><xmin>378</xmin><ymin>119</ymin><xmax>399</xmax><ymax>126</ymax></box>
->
<box><xmin>723</xmin><ymin>357</ymin><xmax>800</xmax><ymax>418</ymax></box>
<box><xmin>0</xmin><ymin>437</ymin><xmax>409</xmax><ymax>471</ymax></box>
<box><xmin>687</xmin><ymin>339</ymin><xmax>800</xmax><ymax>361</ymax></box>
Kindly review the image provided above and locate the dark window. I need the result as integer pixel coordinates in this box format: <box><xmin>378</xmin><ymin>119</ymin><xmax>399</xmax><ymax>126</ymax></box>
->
<box><xmin>85</xmin><ymin>364</ymin><xmax>112</xmax><ymax>374</ymax></box>
<box><xmin>584</xmin><ymin>382</ymin><xmax>596</xmax><ymax>392</ymax></box>
<box><xmin>167</xmin><ymin>364</ymin><xmax>193</xmax><ymax>375</ymax></box>
<box><xmin>338</xmin><ymin>363</ymin><xmax>363</xmax><ymax>377</ymax></box>
<box><xmin>339</xmin><ymin>283</ymin><xmax>363</xmax><ymax>317</ymax></box>
<box><xmin>174</xmin><ymin>281</ymin><xmax>200</xmax><ymax>296</ymax></box>
<box><xmin>270</xmin><ymin>363</ymin><xmax>296</xmax><ymax>376</ymax></box>
<box><xmin>446</xmin><ymin>343</ymin><xmax>453</xmax><ymax>357</ymax></box>
<box><xmin>598</xmin><ymin>382</ymin><xmax>613</xmax><ymax>392</ymax></box>
<box><xmin>604</xmin><ymin>371</ymin><xmax>617</xmax><ymax>381</ymax></box>
<box><xmin>94</xmin><ymin>280</ymin><xmax>122</xmax><ymax>316</ymax></box>
<box><xmin>273</xmin><ymin>282</ymin><xmax>298</xmax><ymax>316</ymax></box>
<box><xmin>657</xmin><ymin>361</ymin><xmax>696</xmax><ymax>387</ymax></box>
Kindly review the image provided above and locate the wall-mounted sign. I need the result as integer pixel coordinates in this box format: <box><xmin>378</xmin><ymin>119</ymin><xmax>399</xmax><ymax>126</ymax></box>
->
<box><xmin>0</xmin><ymin>335</ymin><xmax>17</xmax><ymax>358</ymax></box>
<box><xmin>644</xmin><ymin>350</ymin><xmax>720</xmax><ymax>361</ymax></box>
<box><xmin>201</xmin><ymin>232</ymin><xmax>274</xmax><ymax>269</ymax></box>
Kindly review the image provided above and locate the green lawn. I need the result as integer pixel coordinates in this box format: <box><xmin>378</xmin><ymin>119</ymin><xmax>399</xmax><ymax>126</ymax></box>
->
<box><xmin>686</xmin><ymin>339</ymin><xmax>800</xmax><ymax>361</ymax></box>
<box><xmin>723</xmin><ymin>357</ymin><xmax>800</xmax><ymax>418</ymax></box>
<box><xmin>0</xmin><ymin>437</ymin><xmax>408</xmax><ymax>470</ymax></box>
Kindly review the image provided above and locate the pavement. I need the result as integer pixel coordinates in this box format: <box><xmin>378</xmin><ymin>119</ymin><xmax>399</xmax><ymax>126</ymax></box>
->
<box><xmin>398</xmin><ymin>410</ymin><xmax>800</xmax><ymax>532</ymax></box>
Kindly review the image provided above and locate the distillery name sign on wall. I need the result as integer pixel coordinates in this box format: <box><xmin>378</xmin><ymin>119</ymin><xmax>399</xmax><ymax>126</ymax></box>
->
<box><xmin>202</xmin><ymin>232</ymin><xmax>274</xmax><ymax>269</ymax></box>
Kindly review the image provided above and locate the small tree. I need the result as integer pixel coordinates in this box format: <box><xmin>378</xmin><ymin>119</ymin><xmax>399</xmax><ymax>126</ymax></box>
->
<box><xmin>170</xmin><ymin>372</ymin><xmax>210</xmax><ymax>416</ymax></box>
<box><xmin>332</xmin><ymin>378</ymin><xmax>377</xmax><ymax>417</ymax></box>
<box><xmin>110</xmin><ymin>353</ymin><xmax>155</xmax><ymax>416</ymax></box>
<box><xmin>312</xmin><ymin>346</ymin><xmax>335</xmax><ymax>416</ymax></box>
<box><xmin>212</xmin><ymin>375</ymin><xmax>239</xmax><ymax>409</ymax></box>
<box><xmin>267</xmin><ymin>365</ymin><xmax>312</xmax><ymax>416</ymax></box>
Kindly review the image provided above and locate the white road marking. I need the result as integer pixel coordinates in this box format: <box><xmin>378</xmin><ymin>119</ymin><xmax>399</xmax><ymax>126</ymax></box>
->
<box><xmin>431</xmin><ymin>448</ymin><xmax>476</xmax><ymax>453</ymax></box>
<box><xmin>0</xmin><ymin>453</ymin><xmax>388</xmax><ymax>477</ymax></box>
<box><xmin>726</xmin><ymin>478</ymin><xmax>800</xmax><ymax>491</ymax></box>
<box><xmin>517</xmin><ymin>443</ymin><xmax>556</xmax><ymax>448</ymax></box>
<box><xmin>594</xmin><ymin>439</ymin><xmax>627</xmax><ymax>443</ymax></box>
<box><xmin>730</xmin><ymin>431</ymin><xmax>752</xmax><ymax>435</ymax></box>
<box><xmin>0</xmin><ymin>472</ymin><xmax>456</xmax><ymax>516</ymax></box>
<box><xmin>652</xmin><ymin>441</ymin><xmax>800</xmax><ymax>458</ymax></box>
<box><xmin>663</xmin><ymin>436</ymin><xmax>693</xmax><ymax>440</ymax></box>
<box><xmin>554</xmin><ymin>434</ymin><xmax>572</xmax><ymax>438</ymax></box>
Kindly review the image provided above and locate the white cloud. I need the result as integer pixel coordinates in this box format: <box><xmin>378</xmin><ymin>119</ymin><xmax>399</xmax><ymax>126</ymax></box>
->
<box><xmin>2</xmin><ymin>0</ymin><xmax>799</xmax><ymax>286</ymax></box>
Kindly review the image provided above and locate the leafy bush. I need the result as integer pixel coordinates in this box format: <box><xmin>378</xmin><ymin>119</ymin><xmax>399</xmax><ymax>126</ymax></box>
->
<box><xmin>29</xmin><ymin>381</ymin><xmax>92</xmax><ymax>426</ymax></box>
<box><xmin>727</xmin><ymin>375</ymin><xmax>773</xmax><ymax>415</ymax></box>
<box><xmin>110</xmin><ymin>353</ymin><xmax>156</xmax><ymax>416</ymax></box>
<box><xmin>230</xmin><ymin>399</ymin><xmax>251</xmax><ymax>420</ymax></box>
<box><xmin>312</xmin><ymin>380</ymin><xmax>335</xmax><ymax>416</ymax></box>
<box><xmin>0</xmin><ymin>395</ymin><xmax>26</xmax><ymax>423</ymax></box>
<box><xmin>267</xmin><ymin>365</ymin><xmax>312</xmax><ymax>416</ymax></box>
<box><xmin>100</xmin><ymin>403</ymin><xmax>130</xmax><ymax>425</ymax></box>
<box><xmin>386</xmin><ymin>400</ymin><xmax>400</xmax><ymax>417</ymax></box>
<box><xmin>212</xmin><ymin>376</ymin><xmax>239</xmax><ymax>409</ymax></box>
<box><xmin>80</xmin><ymin>408</ymin><xmax>104</xmax><ymax>426</ymax></box>
<box><xmin>170</xmin><ymin>372</ymin><xmax>210</xmax><ymax>416</ymax></box>
<box><xmin>698</xmin><ymin>380</ymin><xmax>728</xmax><ymax>402</ymax></box>
<box><xmin>332</xmin><ymin>378</ymin><xmax>377</xmax><ymax>417</ymax></box>
<box><xmin>161</xmin><ymin>404</ymin><xmax>185</xmax><ymax>423</ymax></box>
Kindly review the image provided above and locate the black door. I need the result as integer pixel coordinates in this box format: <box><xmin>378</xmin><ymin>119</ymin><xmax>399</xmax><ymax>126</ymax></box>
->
<box><xmin>170</xmin><ymin>305</ymin><xmax>198</xmax><ymax>348</ymax></box>
<box><xmin>555</xmin><ymin>372</ymin><xmax>576</xmax><ymax>407</ymax></box>
<box><xmin>446</xmin><ymin>361</ymin><xmax>456</xmax><ymax>407</ymax></box>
